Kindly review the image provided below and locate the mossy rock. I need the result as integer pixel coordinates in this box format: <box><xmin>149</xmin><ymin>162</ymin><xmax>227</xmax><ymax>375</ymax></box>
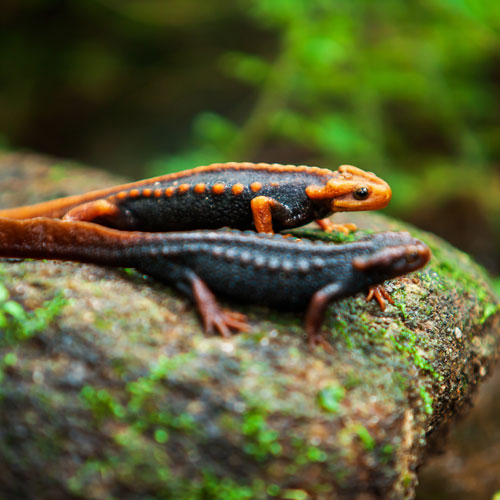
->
<box><xmin>0</xmin><ymin>153</ymin><xmax>498</xmax><ymax>500</ymax></box>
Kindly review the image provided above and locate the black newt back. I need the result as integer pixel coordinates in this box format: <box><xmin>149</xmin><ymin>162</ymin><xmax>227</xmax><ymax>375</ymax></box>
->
<box><xmin>111</xmin><ymin>168</ymin><xmax>332</xmax><ymax>232</ymax></box>
<box><xmin>135</xmin><ymin>231</ymin><xmax>429</xmax><ymax>309</ymax></box>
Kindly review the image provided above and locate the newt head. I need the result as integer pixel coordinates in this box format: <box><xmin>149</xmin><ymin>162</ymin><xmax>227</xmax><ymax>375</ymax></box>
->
<box><xmin>352</xmin><ymin>232</ymin><xmax>431</xmax><ymax>278</ymax></box>
<box><xmin>305</xmin><ymin>165</ymin><xmax>392</xmax><ymax>212</ymax></box>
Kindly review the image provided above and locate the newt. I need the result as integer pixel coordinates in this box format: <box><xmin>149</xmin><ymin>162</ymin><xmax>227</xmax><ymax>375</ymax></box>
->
<box><xmin>0</xmin><ymin>162</ymin><xmax>391</xmax><ymax>234</ymax></box>
<box><xmin>0</xmin><ymin>217</ymin><xmax>429</xmax><ymax>348</ymax></box>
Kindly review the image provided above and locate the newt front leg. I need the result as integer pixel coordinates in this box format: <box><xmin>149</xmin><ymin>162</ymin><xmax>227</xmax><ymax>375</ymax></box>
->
<box><xmin>189</xmin><ymin>271</ymin><xmax>250</xmax><ymax>337</ymax></box>
<box><xmin>315</xmin><ymin>218</ymin><xmax>358</xmax><ymax>235</ymax></box>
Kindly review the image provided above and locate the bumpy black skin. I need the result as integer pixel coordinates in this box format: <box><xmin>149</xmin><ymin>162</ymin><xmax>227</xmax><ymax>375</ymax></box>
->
<box><xmin>0</xmin><ymin>217</ymin><xmax>428</xmax><ymax>311</ymax></box>
<box><xmin>134</xmin><ymin>231</ymin><xmax>425</xmax><ymax>309</ymax></box>
<box><xmin>0</xmin><ymin>164</ymin><xmax>339</xmax><ymax>231</ymax></box>
<box><xmin>111</xmin><ymin>169</ymin><xmax>332</xmax><ymax>232</ymax></box>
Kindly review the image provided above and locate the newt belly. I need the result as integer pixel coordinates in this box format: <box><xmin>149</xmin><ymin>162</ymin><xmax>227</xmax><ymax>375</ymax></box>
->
<box><xmin>0</xmin><ymin>217</ymin><xmax>429</xmax><ymax>348</ymax></box>
<box><xmin>0</xmin><ymin>162</ymin><xmax>391</xmax><ymax>234</ymax></box>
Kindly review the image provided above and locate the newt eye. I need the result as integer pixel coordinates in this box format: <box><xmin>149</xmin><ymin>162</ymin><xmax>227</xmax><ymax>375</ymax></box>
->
<box><xmin>406</xmin><ymin>251</ymin><xmax>419</xmax><ymax>263</ymax></box>
<box><xmin>353</xmin><ymin>187</ymin><xmax>369</xmax><ymax>200</ymax></box>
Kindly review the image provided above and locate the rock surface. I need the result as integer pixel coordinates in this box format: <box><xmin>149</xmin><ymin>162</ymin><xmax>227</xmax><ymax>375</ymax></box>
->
<box><xmin>0</xmin><ymin>153</ymin><xmax>498</xmax><ymax>500</ymax></box>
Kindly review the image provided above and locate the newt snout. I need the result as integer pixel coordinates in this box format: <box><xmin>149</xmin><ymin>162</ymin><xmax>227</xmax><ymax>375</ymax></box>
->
<box><xmin>352</xmin><ymin>233</ymin><xmax>431</xmax><ymax>276</ymax></box>
<box><xmin>328</xmin><ymin>165</ymin><xmax>392</xmax><ymax>212</ymax></box>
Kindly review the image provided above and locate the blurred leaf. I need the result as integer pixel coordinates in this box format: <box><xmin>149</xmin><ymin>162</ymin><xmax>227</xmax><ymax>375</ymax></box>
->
<box><xmin>193</xmin><ymin>112</ymin><xmax>238</xmax><ymax>150</ymax></box>
<box><xmin>219</xmin><ymin>52</ymin><xmax>270</xmax><ymax>85</ymax></box>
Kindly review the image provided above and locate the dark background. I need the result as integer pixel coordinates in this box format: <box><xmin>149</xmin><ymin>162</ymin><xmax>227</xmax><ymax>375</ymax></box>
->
<box><xmin>0</xmin><ymin>2</ymin><xmax>499</xmax><ymax>497</ymax></box>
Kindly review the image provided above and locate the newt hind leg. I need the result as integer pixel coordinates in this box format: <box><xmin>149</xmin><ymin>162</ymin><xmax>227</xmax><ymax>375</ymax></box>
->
<box><xmin>189</xmin><ymin>271</ymin><xmax>249</xmax><ymax>337</ymax></box>
<box><xmin>62</xmin><ymin>199</ymin><xmax>138</xmax><ymax>229</ymax></box>
<box><xmin>366</xmin><ymin>284</ymin><xmax>394</xmax><ymax>311</ymax></box>
<box><xmin>304</xmin><ymin>282</ymin><xmax>343</xmax><ymax>352</ymax></box>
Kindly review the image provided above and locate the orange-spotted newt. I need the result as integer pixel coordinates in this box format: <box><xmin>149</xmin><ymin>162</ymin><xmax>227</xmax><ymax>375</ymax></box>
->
<box><xmin>0</xmin><ymin>217</ymin><xmax>429</xmax><ymax>348</ymax></box>
<box><xmin>0</xmin><ymin>162</ymin><xmax>391</xmax><ymax>234</ymax></box>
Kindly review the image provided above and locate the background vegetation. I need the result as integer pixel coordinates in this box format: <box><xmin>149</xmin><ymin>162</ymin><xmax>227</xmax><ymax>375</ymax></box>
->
<box><xmin>1</xmin><ymin>0</ymin><xmax>499</xmax><ymax>275</ymax></box>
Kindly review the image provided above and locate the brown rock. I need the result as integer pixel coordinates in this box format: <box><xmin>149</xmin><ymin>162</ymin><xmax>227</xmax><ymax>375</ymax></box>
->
<box><xmin>0</xmin><ymin>153</ymin><xmax>498</xmax><ymax>500</ymax></box>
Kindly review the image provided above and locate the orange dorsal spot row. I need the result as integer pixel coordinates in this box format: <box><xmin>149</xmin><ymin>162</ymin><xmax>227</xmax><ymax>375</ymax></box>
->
<box><xmin>250</xmin><ymin>182</ymin><xmax>262</xmax><ymax>193</ymax></box>
<box><xmin>232</xmin><ymin>183</ymin><xmax>245</xmax><ymax>195</ymax></box>
<box><xmin>97</xmin><ymin>163</ymin><xmax>331</xmax><ymax>196</ymax></box>
<box><xmin>194</xmin><ymin>183</ymin><xmax>206</xmax><ymax>194</ymax></box>
<box><xmin>115</xmin><ymin>181</ymin><xmax>269</xmax><ymax>199</ymax></box>
<box><xmin>212</xmin><ymin>183</ymin><xmax>226</xmax><ymax>195</ymax></box>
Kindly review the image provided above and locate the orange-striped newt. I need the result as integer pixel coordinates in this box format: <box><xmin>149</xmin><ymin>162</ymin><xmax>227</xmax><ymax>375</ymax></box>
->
<box><xmin>0</xmin><ymin>217</ymin><xmax>429</xmax><ymax>348</ymax></box>
<box><xmin>0</xmin><ymin>162</ymin><xmax>391</xmax><ymax>234</ymax></box>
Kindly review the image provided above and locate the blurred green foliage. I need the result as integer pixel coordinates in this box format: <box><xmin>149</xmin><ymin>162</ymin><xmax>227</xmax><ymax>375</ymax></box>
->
<box><xmin>0</xmin><ymin>0</ymin><xmax>499</xmax><ymax>271</ymax></box>
<box><xmin>161</xmin><ymin>0</ymin><xmax>500</xmax><ymax>212</ymax></box>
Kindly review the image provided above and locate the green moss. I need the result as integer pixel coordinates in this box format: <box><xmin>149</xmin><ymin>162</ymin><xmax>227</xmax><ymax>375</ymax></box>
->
<box><xmin>388</xmin><ymin>324</ymin><xmax>440</xmax><ymax>380</ymax></box>
<box><xmin>154</xmin><ymin>428</ymin><xmax>169</xmax><ymax>444</ymax></box>
<box><xmin>480</xmin><ymin>302</ymin><xmax>500</xmax><ymax>325</ymax></box>
<box><xmin>70</xmin><ymin>457</ymin><xmax>265</xmax><ymax>500</ymax></box>
<box><xmin>355</xmin><ymin>425</ymin><xmax>375</xmax><ymax>451</ymax></box>
<box><xmin>2</xmin><ymin>352</ymin><xmax>17</xmax><ymax>367</ymax></box>
<box><xmin>381</xmin><ymin>444</ymin><xmax>394</xmax><ymax>463</ymax></box>
<box><xmin>419</xmin><ymin>387</ymin><xmax>434</xmax><ymax>415</ymax></box>
<box><xmin>402</xmin><ymin>473</ymin><xmax>413</xmax><ymax>488</ymax></box>
<box><xmin>80</xmin><ymin>386</ymin><xmax>126</xmax><ymax>421</ymax></box>
<box><xmin>317</xmin><ymin>384</ymin><xmax>345</xmax><ymax>413</ymax></box>
<box><xmin>192</xmin><ymin>471</ymin><xmax>255</xmax><ymax>500</ymax></box>
<box><xmin>48</xmin><ymin>164</ymin><xmax>70</xmax><ymax>181</ymax></box>
<box><xmin>0</xmin><ymin>352</ymin><xmax>17</xmax><ymax>395</ymax></box>
<box><xmin>80</xmin><ymin>353</ymin><xmax>199</xmax><ymax>444</ymax></box>
<box><xmin>292</xmin><ymin>438</ymin><xmax>330</xmax><ymax>467</ymax></box>
<box><xmin>305</xmin><ymin>446</ymin><xmax>328</xmax><ymax>463</ymax></box>
<box><xmin>331</xmin><ymin>317</ymin><xmax>354</xmax><ymax>349</ymax></box>
<box><xmin>422</xmin><ymin>235</ymin><xmax>498</xmax><ymax>326</ymax></box>
<box><xmin>242</xmin><ymin>409</ymin><xmax>282</xmax><ymax>460</ymax></box>
<box><xmin>121</xmin><ymin>267</ymin><xmax>139</xmax><ymax>277</ymax></box>
<box><xmin>282</xmin><ymin>489</ymin><xmax>309</xmax><ymax>500</ymax></box>
<box><xmin>266</xmin><ymin>484</ymin><xmax>281</xmax><ymax>496</ymax></box>
<box><xmin>0</xmin><ymin>283</ymin><xmax>67</xmax><ymax>346</ymax></box>
<box><xmin>290</xmin><ymin>227</ymin><xmax>373</xmax><ymax>243</ymax></box>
